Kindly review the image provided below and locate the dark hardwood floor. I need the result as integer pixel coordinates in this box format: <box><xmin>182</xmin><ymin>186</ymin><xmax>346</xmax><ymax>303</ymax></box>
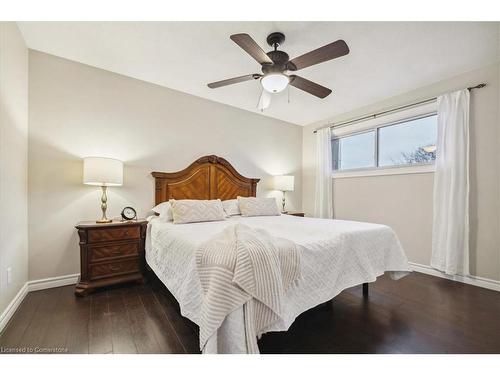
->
<box><xmin>1</xmin><ymin>272</ymin><xmax>499</xmax><ymax>354</ymax></box>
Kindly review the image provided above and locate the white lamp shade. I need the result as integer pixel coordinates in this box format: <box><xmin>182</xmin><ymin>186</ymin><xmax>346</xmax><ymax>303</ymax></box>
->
<box><xmin>83</xmin><ymin>157</ymin><xmax>123</xmax><ymax>186</ymax></box>
<box><xmin>273</xmin><ymin>175</ymin><xmax>294</xmax><ymax>191</ymax></box>
<box><xmin>261</xmin><ymin>74</ymin><xmax>289</xmax><ymax>93</ymax></box>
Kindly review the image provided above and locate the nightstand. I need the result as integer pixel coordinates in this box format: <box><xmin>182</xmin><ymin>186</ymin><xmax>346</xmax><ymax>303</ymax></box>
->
<box><xmin>284</xmin><ymin>212</ymin><xmax>305</xmax><ymax>217</ymax></box>
<box><xmin>75</xmin><ymin>220</ymin><xmax>147</xmax><ymax>296</ymax></box>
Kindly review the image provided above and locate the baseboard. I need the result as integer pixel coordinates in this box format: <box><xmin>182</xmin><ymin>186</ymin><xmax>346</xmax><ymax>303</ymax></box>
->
<box><xmin>0</xmin><ymin>273</ymin><xmax>79</xmax><ymax>333</ymax></box>
<box><xmin>409</xmin><ymin>262</ymin><xmax>500</xmax><ymax>292</ymax></box>
<box><xmin>0</xmin><ymin>283</ymin><xmax>29</xmax><ymax>333</ymax></box>
<box><xmin>27</xmin><ymin>273</ymin><xmax>80</xmax><ymax>292</ymax></box>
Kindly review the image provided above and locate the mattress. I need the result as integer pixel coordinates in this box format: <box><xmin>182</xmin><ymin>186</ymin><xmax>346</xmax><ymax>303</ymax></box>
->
<box><xmin>145</xmin><ymin>214</ymin><xmax>411</xmax><ymax>353</ymax></box>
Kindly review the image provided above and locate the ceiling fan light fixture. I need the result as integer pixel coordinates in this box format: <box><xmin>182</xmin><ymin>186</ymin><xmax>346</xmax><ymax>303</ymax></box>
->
<box><xmin>261</xmin><ymin>73</ymin><xmax>289</xmax><ymax>93</ymax></box>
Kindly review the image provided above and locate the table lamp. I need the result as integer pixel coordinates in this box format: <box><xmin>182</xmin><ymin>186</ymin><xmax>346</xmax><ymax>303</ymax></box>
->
<box><xmin>83</xmin><ymin>157</ymin><xmax>123</xmax><ymax>223</ymax></box>
<box><xmin>273</xmin><ymin>175</ymin><xmax>294</xmax><ymax>213</ymax></box>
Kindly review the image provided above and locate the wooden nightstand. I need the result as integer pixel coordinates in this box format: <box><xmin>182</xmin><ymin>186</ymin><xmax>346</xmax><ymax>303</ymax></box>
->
<box><xmin>75</xmin><ymin>220</ymin><xmax>147</xmax><ymax>296</ymax></box>
<box><xmin>284</xmin><ymin>212</ymin><xmax>305</xmax><ymax>217</ymax></box>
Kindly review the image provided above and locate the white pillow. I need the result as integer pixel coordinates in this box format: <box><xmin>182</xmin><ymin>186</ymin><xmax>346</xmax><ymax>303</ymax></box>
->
<box><xmin>222</xmin><ymin>199</ymin><xmax>241</xmax><ymax>216</ymax></box>
<box><xmin>151</xmin><ymin>201</ymin><xmax>173</xmax><ymax>221</ymax></box>
<box><xmin>237</xmin><ymin>196</ymin><xmax>280</xmax><ymax>217</ymax></box>
<box><xmin>170</xmin><ymin>199</ymin><xmax>226</xmax><ymax>224</ymax></box>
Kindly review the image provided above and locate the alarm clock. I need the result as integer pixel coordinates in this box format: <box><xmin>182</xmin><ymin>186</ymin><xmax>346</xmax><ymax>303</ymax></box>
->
<box><xmin>121</xmin><ymin>206</ymin><xmax>137</xmax><ymax>221</ymax></box>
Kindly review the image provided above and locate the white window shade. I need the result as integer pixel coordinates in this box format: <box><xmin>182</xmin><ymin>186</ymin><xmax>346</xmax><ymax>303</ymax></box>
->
<box><xmin>273</xmin><ymin>175</ymin><xmax>294</xmax><ymax>191</ymax></box>
<box><xmin>83</xmin><ymin>157</ymin><xmax>123</xmax><ymax>186</ymax></box>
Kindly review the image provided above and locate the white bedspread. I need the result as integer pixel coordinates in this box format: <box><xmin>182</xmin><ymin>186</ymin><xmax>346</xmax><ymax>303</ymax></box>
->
<box><xmin>145</xmin><ymin>214</ymin><xmax>411</xmax><ymax>353</ymax></box>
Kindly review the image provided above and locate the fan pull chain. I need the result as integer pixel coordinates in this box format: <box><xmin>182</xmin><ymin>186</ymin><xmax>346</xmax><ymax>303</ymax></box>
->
<box><xmin>288</xmin><ymin>85</ymin><xmax>291</xmax><ymax>104</ymax></box>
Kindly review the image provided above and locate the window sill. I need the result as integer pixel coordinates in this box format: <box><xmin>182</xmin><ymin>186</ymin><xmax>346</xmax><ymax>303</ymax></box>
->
<box><xmin>332</xmin><ymin>164</ymin><xmax>435</xmax><ymax>179</ymax></box>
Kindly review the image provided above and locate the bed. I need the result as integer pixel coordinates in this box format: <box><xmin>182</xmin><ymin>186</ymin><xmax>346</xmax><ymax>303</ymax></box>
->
<box><xmin>145</xmin><ymin>155</ymin><xmax>411</xmax><ymax>354</ymax></box>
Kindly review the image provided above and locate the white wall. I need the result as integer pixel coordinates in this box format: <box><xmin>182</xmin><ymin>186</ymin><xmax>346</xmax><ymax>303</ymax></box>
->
<box><xmin>303</xmin><ymin>63</ymin><xmax>500</xmax><ymax>282</ymax></box>
<box><xmin>0</xmin><ymin>23</ymin><xmax>29</xmax><ymax>314</ymax></box>
<box><xmin>28</xmin><ymin>51</ymin><xmax>303</xmax><ymax>281</ymax></box>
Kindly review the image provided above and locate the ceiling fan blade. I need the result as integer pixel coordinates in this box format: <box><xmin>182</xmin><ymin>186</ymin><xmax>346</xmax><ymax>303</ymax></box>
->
<box><xmin>207</xmin><ymin>74</ymin><xmax>262</xmax><ymax>89</ymax></box>
<box><xmin>230</xmin><ymin>34</ymin><xmax>274</xmax><ymax>65</ymax></box>
<box><xmin>287</xmin><ymin>40</ymin><xmax>349</xmax><ymax>71</ymax></box>
<box><xmin>257</xmin><ymin>89</ymin><xmax>272</xmax><ymax>111</ymax></box>
<box><xmin>289</xmin><ymin>75</ymin><xmax>332</xmax><ymax>98</ymax></box>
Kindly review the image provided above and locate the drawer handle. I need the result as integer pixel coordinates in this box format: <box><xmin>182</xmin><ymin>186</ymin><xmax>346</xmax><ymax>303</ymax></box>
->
<box><xmin>112</xmin><ymin>250</ymin><xmax>122</xmax><ymax>255</ymax></box>
<box><xmin>109</xmin><ymin>265</ymin><xmax>121</xmax><ymax>272</ymax></box>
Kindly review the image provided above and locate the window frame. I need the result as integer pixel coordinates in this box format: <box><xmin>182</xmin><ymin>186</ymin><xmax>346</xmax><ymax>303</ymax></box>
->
<box><xmin>331</xmin><ymin>102</ymin><xmax>437</xmax><ymax>179</ymax></box>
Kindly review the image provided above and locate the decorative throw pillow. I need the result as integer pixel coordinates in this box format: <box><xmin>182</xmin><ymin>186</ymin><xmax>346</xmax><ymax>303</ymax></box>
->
<box><xmin>151</xmin><ymin>201</ymin><xmax>173</xmax><ymax>221</ymax></box>
<box><xmin>222</xmin><ymin>199</ymin><xmax>241</xmax><ymax>216</ymax></box>
<box><xmin>170</xmin><ymin>199</ymin><xmax>226</xmax><ymax>224</ymax></box>
<box><xmin>237</xmin><ymin>196</ymin><xmax>280</xmax><ymax>217</ymax></box>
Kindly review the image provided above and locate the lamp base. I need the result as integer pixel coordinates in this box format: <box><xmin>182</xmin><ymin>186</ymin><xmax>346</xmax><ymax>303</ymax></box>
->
<box><xmin>96</xmin><ymin>185</ymin><xmax>112</xmax><ymax>224</ymax></box>
<box><xmin>96</xmin><ymin>219</ymin><xmax>112</xmax><ymax>224</ymax></box>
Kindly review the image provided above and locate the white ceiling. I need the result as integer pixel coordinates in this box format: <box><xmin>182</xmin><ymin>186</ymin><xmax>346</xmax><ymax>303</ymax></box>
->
<box><xmin>18</xmin><ymin>22</ymin><xmax>499</xmax><ymax>126</ymax></box>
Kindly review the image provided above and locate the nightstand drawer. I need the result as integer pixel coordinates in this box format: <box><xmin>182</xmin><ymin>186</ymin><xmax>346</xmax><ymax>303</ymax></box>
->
<box><xmin>89</xmin><ymin>242</ymin><xmax>139</xmax><ymax>262</ymax></box>
<box><xmin>88</xmin><ymin>226</ymin><xmax>140</xmax><ymax>243</ymax></box>
<box><xmin>89</xmin><ymin>258</ymin><xmax>140</xmax><ymax>280</ymax></box>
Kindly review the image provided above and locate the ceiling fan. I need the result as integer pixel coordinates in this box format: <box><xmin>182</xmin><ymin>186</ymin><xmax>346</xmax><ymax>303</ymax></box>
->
<box><xmin>207</xmin><ymin>32</ymin><xmax>349</xmax><ymax>110</ymax></box>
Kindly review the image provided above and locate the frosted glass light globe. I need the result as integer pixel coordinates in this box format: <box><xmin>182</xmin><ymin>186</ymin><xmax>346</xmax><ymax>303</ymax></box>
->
<box><xmin>261</xmin><ymin>73</ymin><xmax>289</xmax><ymax>93</ymax></box>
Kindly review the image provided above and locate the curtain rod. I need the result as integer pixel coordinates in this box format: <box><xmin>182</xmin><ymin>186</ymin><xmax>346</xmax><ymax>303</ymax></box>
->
<box><xmin>313</xmin><ymin>83</ymin><xmax>486</xmax><ymax>134</ymax></box>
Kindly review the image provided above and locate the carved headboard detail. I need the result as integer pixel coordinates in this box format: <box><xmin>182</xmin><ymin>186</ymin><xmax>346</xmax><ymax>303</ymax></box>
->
<box><xmin>151</xmin><ymin>155</ymin><xmax>260</xmax><ymax>205</ymax></box>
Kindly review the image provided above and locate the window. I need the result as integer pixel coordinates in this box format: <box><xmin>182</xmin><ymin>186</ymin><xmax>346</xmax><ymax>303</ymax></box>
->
<box><xmin>378</xmin><ymin>115</ymin><xmax>437</xmax><ymax>167</ymax></box>
<box><xmin>332</xmin><ymin>113</ymin><xmax>437</xmax><ymax>172</ymax></box>
<box><xmin>332</xmin><ymin>130</ymin><xmax>375</xmax><ymax>170</ymax></box>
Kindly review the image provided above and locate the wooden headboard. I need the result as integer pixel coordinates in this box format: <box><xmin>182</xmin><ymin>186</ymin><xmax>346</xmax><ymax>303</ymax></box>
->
<box><xmin>151</xmin><ymin>155</ymin><xmax>260</xmax><ymax>205</ymax></box>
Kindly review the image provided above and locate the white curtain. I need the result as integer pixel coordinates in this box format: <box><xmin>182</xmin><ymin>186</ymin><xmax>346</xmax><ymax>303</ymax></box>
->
<box><xmin>431</xmin><ymin>89</ymin><xmax>470</xmax><ymax>275</ymax></box>
<box><xmin>314</xmin><ymin>127</ymin><xmax>333</xmax><ymax>218</ymax></box>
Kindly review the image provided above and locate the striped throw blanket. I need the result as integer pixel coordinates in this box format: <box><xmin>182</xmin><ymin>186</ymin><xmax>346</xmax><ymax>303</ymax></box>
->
<box><xmin>196</xmin><ymin>223</ymin><xmax>301</xmax><ymax>353</ymax></box>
